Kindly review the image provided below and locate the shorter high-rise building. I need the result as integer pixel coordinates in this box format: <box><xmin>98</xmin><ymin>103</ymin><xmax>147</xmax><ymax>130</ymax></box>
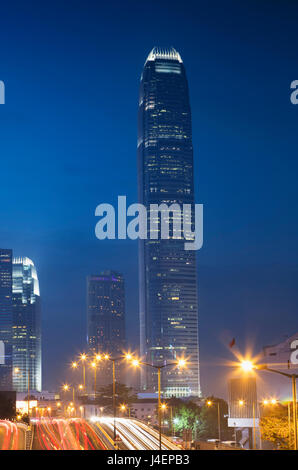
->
<box><xmin>228</xmin><ymin>377</ymin><xmax>259</xmax><ymax>448</ymax></box>
<box><xmin>87</xmin><ymin>271</ymin><xmax>126</xmax><ymax>386</ymax></box>
<box><xmin>0</xmin><ymin>249</ymin><xmax>13</xmax><ymax>390</ymax></box>
<box><xmin>12</xmin><ymin>258</ymin><xmax>42</xmax><ymax>392</ymax></box>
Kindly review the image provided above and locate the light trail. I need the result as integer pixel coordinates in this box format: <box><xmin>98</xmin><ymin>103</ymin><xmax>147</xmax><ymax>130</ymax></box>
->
<box><xmin>32</xmin><ymin>417</ymin><xmax>107</xmax><ymax>450</ymax></box>
<box><xmin>95</xmin><ymin>417</ymin><xmax>180</xmax><ymax>450</ymax></box>
<box><xmin>0</xmin><ymin>420</ymin><xmax>24</xmax><ymax>450</ymax></box>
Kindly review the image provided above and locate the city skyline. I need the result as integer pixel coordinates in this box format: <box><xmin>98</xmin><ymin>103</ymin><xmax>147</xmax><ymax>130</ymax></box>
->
<box><xmin>0</xmin><ymin>0</ymin><xmax>297</xmax><ymax>397</ymax></box>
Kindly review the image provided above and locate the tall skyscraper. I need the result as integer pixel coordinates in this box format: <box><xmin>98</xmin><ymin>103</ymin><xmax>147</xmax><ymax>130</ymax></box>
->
<box><xmin>0</xmin><ymin>249</ymin><xmax>13</xmax><ymax>390</ymax></box>
<box><xmin>138</xmin><ymin>48</ymin><xmax>200</xmax><ymax>397</ymax></box>
<box><xmin>87</xmin><ymin>271</ymin><xmax>126</xmax><ymax>358</ymax></box>
<box><xmin>12</xmin><ymin>257</ymin><xmax>42</xmax><ymax>392</ymax></box>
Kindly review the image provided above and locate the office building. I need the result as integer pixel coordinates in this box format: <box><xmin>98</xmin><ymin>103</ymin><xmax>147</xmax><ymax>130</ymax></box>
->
<box><xmin>138</xmin><ymin>48</ymin><xmax>200</xmax><ymax>396</ymax></box>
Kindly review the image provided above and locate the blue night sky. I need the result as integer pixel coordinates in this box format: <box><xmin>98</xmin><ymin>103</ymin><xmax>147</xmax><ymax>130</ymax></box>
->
<box><xmin>0</xmin><ymin>0</ymin><xmax>298</xmax><ymax>396</ymax></box>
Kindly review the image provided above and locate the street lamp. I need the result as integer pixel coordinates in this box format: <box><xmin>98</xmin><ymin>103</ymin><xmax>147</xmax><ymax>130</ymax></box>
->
<box><xmin>161</xmin><ymin>403</ymin><xmax>167</xmax><ymax>434</ymax></box>
<box><xmin>120</xmin><ymin>404</ymin><xmax>131</xmax><ymax>417</ymax></box>
<box><xmin>79</xmin><ymin>353</ymin><xmax>88</xmax><ymax>389</ymax></box>
<box><xmin>14</xmin><ymin>367</ymin><xmax>30</xmax><ymax>424</ymax></box>
<box><xmin>103</xmin><ymin>353</ymin><xmax>132</xmax><ymax>443</ymax></box>
<box><xmin>90</xmin><ymin>361</ymin><xmax>98</xmax><ymax>398</ymax></box>
<box><xmin>130</xmin><ymin>356</ymin><xmax>187</xmax><ymax>450</ymax></box>
<box><xmin>240</xmin><ymin>360</ymin><xmax>298</xmax><ymax>450</ymax></box>
<box><xmin>206</xmin><ymin>400</ymin><xmax>221</xmax><ymax>441</ymax></box>
<box><xmin>237</xmin><ymin>399</ymin><xmax>256</xmax><ymax>449</ymax></box>
<box><xmin>62</xmin><ymin>383</ymin><xmax>77</xmax><ymax>408</ymax></box>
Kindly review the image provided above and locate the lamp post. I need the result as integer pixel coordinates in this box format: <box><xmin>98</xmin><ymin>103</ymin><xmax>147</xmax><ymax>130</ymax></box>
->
<box><xmin>161</xmin><ymin>403</ymin><xmax>167</xmax><ymax>435</ymax></box>
<box><xmin>130</xmin><ymin>357</ymin><xmax>187</xmax><ymax>450</ymax></box>
<box><xmin>15</xmin><ymin>367</ymin><xmax>31</xmax><ymax>426</ymax></box>
<box><xmin>237</xmin><ymin>398</ymin><xmax>256</xmax><ymax>449</ymax></box>
<box><xmin>79</xmin><ymin>354</ymin><xmax>87</xmax><ymax>390</ymax></box>
<box><xmin>240</xmin><ymin>361</ymin><xmax>298</xmax><ymax>450</ymax></box>
<box><xmin>206</xmin><ymin>400</ymin><xmax>221</xmax><ymax>442</ymax></box>
<box><xmin>288</xmin><ymin>401</ymin><xmax>292</xmax><ymax>449</ymax></box>
<box><xmin>103</xmin><ymin>353</ymin><xmax>131</xmax><ymax>444</ymax></box>
<box><xmin>62</xmin><ymin>383</ymin><xmax>79</xmax><ymax>414</ymax></box>
<box><xmin>90</xmin><ymin>361</ymin><xmax>98</xmax><ymax>398</ymax></box>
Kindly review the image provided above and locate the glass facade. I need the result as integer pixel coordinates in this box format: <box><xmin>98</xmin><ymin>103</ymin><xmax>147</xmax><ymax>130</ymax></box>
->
<box><xmin>0</xmin><ymin>249</ymin><xmax>13</xmax><ymax>390</ymax></box>
<box><xmin>87</xmin><ymin>271</ymin><xmax>126</xmax><ymax>382</ymax></box>
<box><xmin>12</xmin><ymin>257</ymin><xmax>42</xmax><ymax>392</ymax></box>
<box><xmin>138</xmin><ymin>48</ymin><xmax>201</xmax><ymax>397</ymax></box>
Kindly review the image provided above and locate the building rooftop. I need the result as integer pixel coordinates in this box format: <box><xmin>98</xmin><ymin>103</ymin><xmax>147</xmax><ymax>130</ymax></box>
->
<box><xmin>145</xmin><ymin>47</ymin><xmax>182</xmax><ymax>64</ymax></box>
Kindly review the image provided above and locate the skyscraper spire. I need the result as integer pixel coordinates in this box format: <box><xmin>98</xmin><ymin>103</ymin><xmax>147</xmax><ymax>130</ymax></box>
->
<box><xmin>145</xmin><ymin>47</ymin><xmax>183</xmax><ymax>64</ymax></box>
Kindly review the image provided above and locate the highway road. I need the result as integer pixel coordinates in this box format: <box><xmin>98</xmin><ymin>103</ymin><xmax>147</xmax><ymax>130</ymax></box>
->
<box><xmin>92</xmin><ymin>417</ymin><xmax>180</xmax><ymax>450</ymax></box>
<box><xmin>0</xmin><ymin>420</ymin><xmax>26</xmax><ymax>450</ymax></box>
<box><xmin>0</xmin><ymin>417</ymin><xmax>180</xmax><ymax>450</ymax></box>
<box><xmin>32</xmin><ymin>417</ymin><xmax>107</xmax><ymax>450</ymax></box>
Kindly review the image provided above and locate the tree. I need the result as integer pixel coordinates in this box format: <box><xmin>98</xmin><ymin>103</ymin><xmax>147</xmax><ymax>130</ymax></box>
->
<box><xmin>260</xmin><ymin>404</ymin><xmax>291</xmax><ymax>449</ymax></box>
<box><xmin>171</xmin><ymin>397</ymin><xmax>232</xmax><ymax>441</ymax></box>
<box><xmin>173</xmin><ymin>402</ymin><xmax>200</xmax><ymax>435</ymax></box>
<box><xmin>197</xmin><ymin>397</ymin><xmax>231</xmax><ymax>441</ymax></box>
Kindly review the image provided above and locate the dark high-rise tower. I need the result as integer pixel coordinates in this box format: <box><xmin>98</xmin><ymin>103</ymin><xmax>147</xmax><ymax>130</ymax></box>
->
<box><xmin>12</xmin><ymin>257</ymin><xmax>42</xmax><ymax>392</ymax></box>
<box><xmin>138</xmin><ymin>48</ymin><xmax>200</xmax><ymax>397</ymax></box>
<box><xmin>0</xmin><ymin>249</ymin><xmax>13</xmax><ymax>390</ymax></box>
<box><xmin>87</xmin><ymin>271</ymin><xmax>126</xmax><ymax>358</ymax></box>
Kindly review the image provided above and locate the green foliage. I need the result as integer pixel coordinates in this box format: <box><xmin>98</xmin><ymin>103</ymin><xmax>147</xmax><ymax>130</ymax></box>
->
<box><xmin>173</xmin><ymin>402</ymin><xmax>200</xmax><ymax>434</ymax></box>
<box><xmin>169</xmin><ymin>396</ymin><xmax>231</xmax><ymax>441</ymax></box>
<box><xmin>197</xmin><ymin>397</ymin><xmax>231</xmax><ymax>440</ymax></box>
<box><xmin>260</xmin><ymin>404</ymin><xmax>292</xmax><ymax>449</ymax></box>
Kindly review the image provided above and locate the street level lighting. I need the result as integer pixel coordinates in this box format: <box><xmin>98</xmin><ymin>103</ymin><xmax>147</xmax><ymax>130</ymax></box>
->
<box><xmin>206</xmin><ymin>400</ymin><xmax>221</xmax><ymax>441</ymax></box>
<box><xmin>239</xmin><ymin>360</ymin><xmax>298</xmax><ymax>450</ymax></box>
<box><xmin>62</xmin><ymin>383</ymin><xmax>77</xmax><ymax>407</ymax></box>
<box><xmin>130</xmin><ymin>356</ymin><xmax>187</xmax><ymax>450</ymax></box>
<box><xmin>90</xmin><ymin>361</ymin><xmax>97</xmax><ymax>397</ymax></box>
<box><xmin>241</xmin><ymin>361</ymin><xmax>254</xmax><ymax>372</ymax></box>
<box><xmin>14</xmin><ymin>366</ymin><xmax>30</xmax><ymax>425</ymax></box>
<box><xmin>120</xmin><ymin>404</ymin><xmax>131</xmax><ymax>417</ymax></box>
<box><xmin>103</xmin><ymin>353</ymin><xmax>132</xmax><ymax>444</ymax></box>
<box><xmin>79</xmin><ymin>354</ymin><xmax>88</xmax><ymax>389</ymax></box>
<box><xmin>237</xmin><ymin>399</ymin><xmax>256</xmax><ymax>449</ymax></box>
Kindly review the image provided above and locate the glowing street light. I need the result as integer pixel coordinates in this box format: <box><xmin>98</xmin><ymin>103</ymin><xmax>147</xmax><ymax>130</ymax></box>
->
<box><xmin>238</xmin><ymin>357</ymin><xmax>298</xmax><ymax>450</ymax></box>
<box><xmin>206</xmin><ymin>399</ymin><xmax>221</xmax><ymax>441</ymax></box>
<box><xmin>177</xmin><ymin>359</ymin><xmax>187</xmax><ymax>368</ymax></box>
<box><xmin>129</xmin><ymin>355</ymin><xmax>187</xmax><ymax>450</ymax></box>
<box><xmin>241</xmin><ymin>360</ymin><xmax>254</xmax><ymax>372</ymax></box>
<box><xmin>90</xmin><ymin>361</ymin><xmax>98</xmax><ymax>397</ymax></box>
<box><xmin>79</xmin><ymin>354</ymin><xmax>88</xmax><ymax>388</ymax></box>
